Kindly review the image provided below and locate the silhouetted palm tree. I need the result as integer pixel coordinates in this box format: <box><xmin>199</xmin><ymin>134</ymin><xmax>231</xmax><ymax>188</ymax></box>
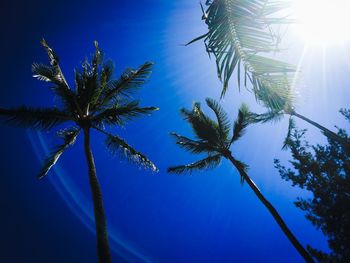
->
<box><xmin>0</xmin><ymin>40</ymin><xmax>158</xmax><ymax>263</ymax></box>
<box><xmin>168</xmin><ymin>98</ymin><xmax>314</xmax><ymax>263</ymax></box>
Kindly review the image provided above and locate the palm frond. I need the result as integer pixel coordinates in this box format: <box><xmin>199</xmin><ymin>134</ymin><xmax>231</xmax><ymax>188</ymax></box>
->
<box><xmin>40</xmin><ymin>39</ymin><xmax>68</xmax><ymax>86</ymax></box>
<box><xmin>282</xmin><ymin>116</ymin><xmax>296</xmax><ymax>150</ymax></box>
<box><xmin>231</xmin><ymin>103</ymin><xmax>250</xmax><ymax>144</ymax></box>
<box><xmin>167</xmin><ymin>154</ymin><xmax>222</xmax><ymax>174</ymax></box>
<box><xmin>32</xmin><ymin>63</ymin><xmax>79</xmax><ymax>113</ymax></box>
<box><xmin>205</xmin><ymin>98</ymin><xmax>231</xmax><ymax>140</ymax></box>
<box><xmin>32</xmin><ymin>63</ymin><xmax>56</xmax><ymax>82</ymax></box>
<box><xmin>38</xmin><ymin>128</ymin><xmax>80</xmax><ymax>179</ymax></box>
<box><xmin>76</xmin><ymin>58</ymin><xmax>101</xmax><ymax>114</ymax></box>
<box><xmin>229</xmin><ymin>156</ymin><xmax>249</xmax><ymax>184</ymax></box>
<box><xmin>180</xmin><ymin>102</ymin><xmax>220</xmax><ymax>145</ymax></box>
<box><xmin>250</xmin><ymin>110</ymin><xmax>284</xmax><ymax>124</ymax></box>
<box><xmin>191</xmin><ymin>0</ymin><xmax>296</xmax><ymax>108</ymax></box>
<box><xmin>91</xmin><ymin>40</ymin><xmax>102</xmax><ymax>76</ymax></box>
<box><xmin>0</xmin><ymin>107</ymin><xmax>72</xmax><ymax>130</ymax></box>
<box><xmin>100</xmin><ymin>61</ymin><xmax>115</xmax><ymax>87</ymax></box>
<box><xmin>170</xmin><ymin>132</ymin><xmax>217</xmax><ymax>154</ymax></box>
<box><xmin>38</xmin><ymin>39</ymin><xmax>81</xmax><ymax>114</ymax></box>
<box><xmin>254</xmin><ymin>76</ymin><xmax>294</xmax><ymax>111</ymax></box>
<box><xmin>92</xmin><ymin>101</ymin><xmax>158</xmax><ymax>127</ymax></box>
<box><xmin>99</xmin><ymin>62</ymin><xmax>154</xmax><ymax>106</ymax></box>
<box><xmin>103</xmin><ymin>131</ymin><xmax>158</xmax><ymax>172</ymax></box>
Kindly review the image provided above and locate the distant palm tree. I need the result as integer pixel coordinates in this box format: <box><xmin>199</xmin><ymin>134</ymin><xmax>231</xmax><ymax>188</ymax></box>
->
<box><xmin>0</xmin><ymin>40</ymin><xmax>158</xmax><ymax>263</ymax></box>
<box><xmin>168</xmin><ymin>98</ymin><xmax>314</xmax><ymax>263</ymax></box>
<box><xmin>250</xmin><ymin>90</ymin><xmax>350</xmax><ymax>153</ymax></box>
<box><xmin>190</xmin><ymin>0</ymin><xmax>350</xmax><ymax>153</ymax></box>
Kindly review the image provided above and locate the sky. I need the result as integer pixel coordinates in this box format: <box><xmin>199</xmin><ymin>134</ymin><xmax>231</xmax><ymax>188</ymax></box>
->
<box><xmin>1</xmin><ymin>1</ymin><xmax>350</xmax><ymax>262</ymax></box>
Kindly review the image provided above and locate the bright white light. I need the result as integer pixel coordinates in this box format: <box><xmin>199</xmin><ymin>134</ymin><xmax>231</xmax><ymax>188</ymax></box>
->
<box><xmin>293</xmin><ymin>0</ymin><xmax>350</xmax><ymax>45</ymax></box>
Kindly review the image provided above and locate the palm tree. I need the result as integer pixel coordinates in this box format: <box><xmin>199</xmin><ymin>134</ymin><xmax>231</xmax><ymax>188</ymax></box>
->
<box><xmin>0</xmin><ymin>40</ymin><xmax>159</xmax><ymax>263</ymax></box>
<box><xmin>190</xmin><ymin>0</ymin><xmax>350</xmax><ymax>153</ymax></box>
<box><xmin>168</xmin><ymin>98</ymin><xmax>314</xmax><ymax>263</ymax></box>
<box><xmin>250</xmin><ymin>89</ymin><xmax>350</xmax><ymax>153</ymax></box>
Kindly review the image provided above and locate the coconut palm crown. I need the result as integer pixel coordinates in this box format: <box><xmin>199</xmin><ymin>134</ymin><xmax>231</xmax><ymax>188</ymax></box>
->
<box><xmin>168</xmin><ymin>98</ymin><xmax>314</xmax><ymax>262</ymax></box>
<box><xmin>168</xmin><ymin>98</ymin><xmax>249</xmax><ymax>173</ymax></box>
<box><xmin>0</xmin><ymin>39</ymin><xmax>159</xmax><ymax>263</ymax></box>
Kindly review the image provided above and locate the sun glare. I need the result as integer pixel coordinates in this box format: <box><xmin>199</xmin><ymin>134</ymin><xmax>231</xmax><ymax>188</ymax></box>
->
<box><xmin>293</xmin><ymin>0</ymin><xmax>350</xmax><ymax>45</ymax></box>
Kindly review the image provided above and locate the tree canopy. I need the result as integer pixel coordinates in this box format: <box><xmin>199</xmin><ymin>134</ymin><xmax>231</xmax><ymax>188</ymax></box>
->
<box><xmin>274</xmin><ymin>109</ymin><xmax>350</xmax><ymax>262</ymax></box>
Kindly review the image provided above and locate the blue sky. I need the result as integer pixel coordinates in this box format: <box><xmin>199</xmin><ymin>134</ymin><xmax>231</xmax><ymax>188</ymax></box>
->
<box><xmin>1</xmin><ymin>1</ymin><xmax>350</xmax><ymax>262</ymax></box>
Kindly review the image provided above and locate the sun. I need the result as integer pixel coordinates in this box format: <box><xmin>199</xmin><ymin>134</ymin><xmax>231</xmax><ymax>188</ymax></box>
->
<box><xmin>293</xmin><ymin>0</ymin><xmax>350</xmax><ymax>45</ymax></box>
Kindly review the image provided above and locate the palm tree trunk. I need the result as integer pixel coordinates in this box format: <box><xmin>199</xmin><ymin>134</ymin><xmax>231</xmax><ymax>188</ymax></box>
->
<box><xmin>83</xmin><ymin>128</ymin><xmax>112</xmax><ymax>263</ymax></box>
<box><xmin>227</xmin><ymin>154</ymin><xmax>314</xmax><ymax>263</ymax></box>
<box><xmin>291</xmin><ymin>111</ymin><xmax>350</xmax><ymax>154</ymax></box>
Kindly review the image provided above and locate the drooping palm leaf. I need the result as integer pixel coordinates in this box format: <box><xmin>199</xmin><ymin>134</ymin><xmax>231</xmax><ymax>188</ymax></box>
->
<box><xmin>168</xmin><ymin>154</ymin><xmax>222</xmax><ymax>174</ymax></box>
<box><xmin>101</xmin><ymin>130</ymin><xmax>158</xmax><ymax>172</ymax></box>
<box><xmin>170</xmin><ymin>132</ymin><xmax>217</xmax><ymax>154</ymax></box>
<box><xmin>0</xmin><ymin>106</ymin><xmax>72</xmax><ymax>130</ymax></box>
<box><xmin>191</xmin><ymin>0</ymin><xmax>296</xmax><ymax>109</ymax></box>
<box><xmin>38</xmin><ymin>128</ymin><xmax>80</xmax><ymax>179</ymax></box>
<box><xmin>249</xmin><ymin>110</ymin><xmax>284</xmax><ymax>124</ymax></box>
<box><xmin>282</xmin><ymin>116</ymin><xmax>296</xmax><ymax>150</ymax></box>
<box><xmin>32</xmin><ymin>63</ymin><xmax>57</xmax><ymax>83</ymax></box>
<box><xmin>228</xmin><ymin>156</ymin><xmax>249</xmax><ymax>183</ymax></box>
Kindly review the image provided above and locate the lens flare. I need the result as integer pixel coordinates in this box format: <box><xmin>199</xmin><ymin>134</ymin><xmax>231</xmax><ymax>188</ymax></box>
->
<box><xmin>293</xmin><ymin>0</ymin><xmax>350</xmax><ymax>45</ymax></box>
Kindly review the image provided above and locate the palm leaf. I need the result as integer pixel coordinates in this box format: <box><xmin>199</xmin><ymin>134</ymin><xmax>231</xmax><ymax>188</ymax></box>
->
<box><xmin>170</xmin><ymin>132</ymin><xmax>217</xmax><ymax>154</ymax></box>
<box><xmin>91</xmin><ymin>40</ymin><xmax>102</xmax><ymax>76</ymax></box>
<box><xmin>205</xmin><ymin>98</ymin><xmax>231</xmax><ymax>140</ymax></box>
<box><xmin>0</xmin><ymin>107</ymin><xmax>72</xmax><ymax>130</ymax></box>
<box><xmin>92</xmin><ymin>101</ymin><xmax>158</xmax><ymax>127</ymax></box>
<box><xmin>38</xmin><ymin>128</ymin><xmax>80</xmax><ymax>179</ymax></box>
<box><xmin>282</xmin><ymin>116</ymin><xmax>296</xmax><ymax>150</ymax></box>
<box><xmin>191</xmin><ymin>0</ymin><xmax>296</xmax><ymax>108</ymax></box>
<box><xmin>39</xmin><ymin>39</ymin><xmax>68</xmax><ymax>86</ymax></box>
<box><xmin>99</xmin><ymin>62</ymin><xmax>154</xmax><ymax>107</ymax></box>
<box><xmin>103</xmin><ymin>131</ymin><xmax>158</xmax><ymax>172</ymax></box>
<box><xmin>168</xmin><ymin>154</ymin><xmax>222</xmax><ymax>174</ymax></box>
<box><xmin>32</xmin><ymin>63</ymin><xmax>56</xmax><ymax>83</ymax></box>
<box><xmin>231</xmin><ymin>103</ymin><xmax>250</xmax><ymax>144</ymax></box>
<box><xmin>38</xmin><ymin>39</ymin><xmax>81</xmax><ymax>115</ymax></box>
<box><xmin>249</xmin><ymin>110</ymin><xmax>284</xmax><ymax>124</ymax></box>
<box><xmin>229</xmin><ymin>156</ymin><xmax>249</xmax><ymax>184</ymax></box>
<box><xmin>180</xmin><ymin>102</ymin><xmax>220</xmax><ymax>145</ymax></box>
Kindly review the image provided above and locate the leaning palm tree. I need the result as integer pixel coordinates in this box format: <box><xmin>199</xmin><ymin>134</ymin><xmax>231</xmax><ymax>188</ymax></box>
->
<box><xmin>190</xmin><ymin>0</ymin><xmax>350</xmax><ymax>153</ymax></box>
<box><xmin>0</xmin><ymin>40</ymin><xmax>158</xmax><ymax>263</ymax></box>
<box><xmin>168</xmin><ymin>98</ymin><xmax>314</xmax><ymax>263</ymax></box>
<box><xmin>251</xmin><ymin>88</ymin><xmax>350</xmax><ymax>153</ymax></box>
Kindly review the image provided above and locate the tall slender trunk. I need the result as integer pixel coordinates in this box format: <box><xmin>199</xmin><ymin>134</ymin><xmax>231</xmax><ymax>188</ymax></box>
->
<box><xmin>226</xmin><ymin>154</ymin><xmax>314</xmax><ymax>263</ymax></box>
<box><xmin>291</xmin><ymin>111</ymin><xmax>350</xmax><ymax>154</ymax></box>
<box><xmin>83</xmin><ymin>128</ymin><xmax>112</xmax><ymax>263</ymax></box>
